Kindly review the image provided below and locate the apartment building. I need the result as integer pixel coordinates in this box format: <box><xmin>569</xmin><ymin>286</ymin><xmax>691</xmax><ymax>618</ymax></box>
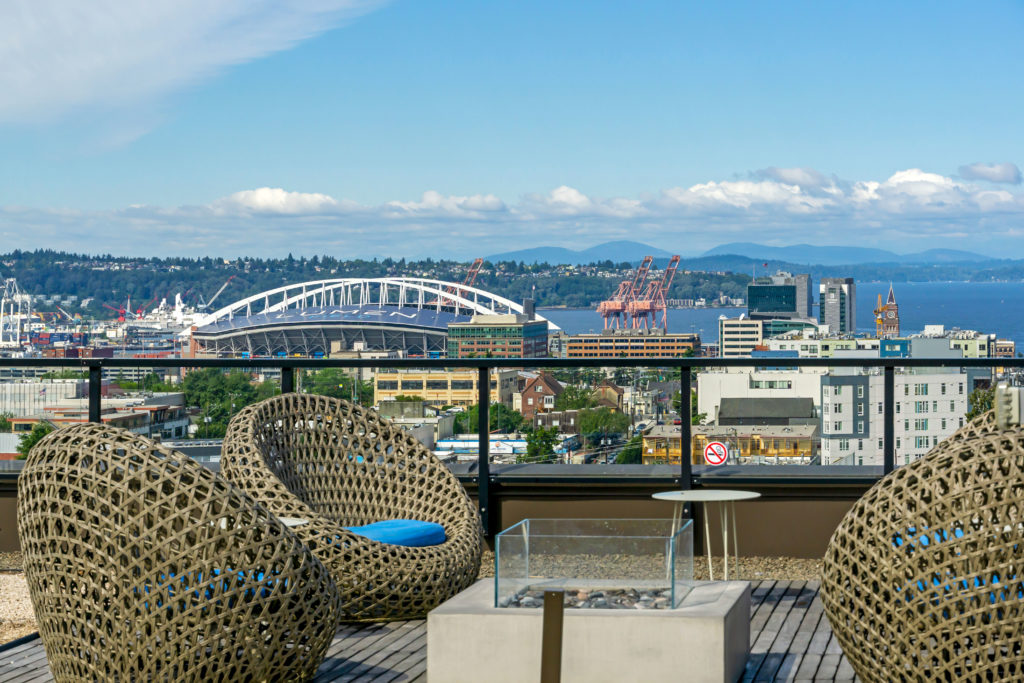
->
<box><xmin>819</xmin><ymin>369</ymin><xmax>969</xmax><ymax>466</ymax></box>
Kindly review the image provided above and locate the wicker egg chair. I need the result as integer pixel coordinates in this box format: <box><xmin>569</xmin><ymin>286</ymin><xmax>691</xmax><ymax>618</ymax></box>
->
<box><xmin>17</xmin><ymin>423</ymin><xmax>341</xmax><ymax>683</ymax></box>
<box><xmin>822</xmin><ymin>410</ymin><xmax>1024</xmax><ymax>683</ymax></box>
<box><xmin>220</xmin><ymin>393</ymin><xmax>483</xmax><ymax>622</ymax></box>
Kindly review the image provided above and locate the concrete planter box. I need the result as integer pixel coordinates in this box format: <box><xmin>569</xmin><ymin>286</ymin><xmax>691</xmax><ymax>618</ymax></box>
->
<box><xmin>428</xmin><ymin>579</ymin><xmax>750</xmax><ymax>683</ymax></box>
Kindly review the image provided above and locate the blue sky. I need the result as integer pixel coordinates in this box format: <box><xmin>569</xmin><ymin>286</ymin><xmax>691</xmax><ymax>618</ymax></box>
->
<box><xmin>1</xmin><ymin>0</ymin><xmax>1022</xmax><ymax>259</ymax></box>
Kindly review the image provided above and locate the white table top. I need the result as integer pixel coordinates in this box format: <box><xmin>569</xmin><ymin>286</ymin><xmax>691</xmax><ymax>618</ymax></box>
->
<box><xmin>652</xmin><ymin>489</ymin><xmax>761</xmax><ymax>503</ymax></box>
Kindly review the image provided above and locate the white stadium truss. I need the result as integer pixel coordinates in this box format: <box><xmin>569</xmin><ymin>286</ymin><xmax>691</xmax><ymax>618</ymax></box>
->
<box><xmin>187</xmin><ymin>277</ymin><xmax>557</xmax><ymax>357</ymax></box>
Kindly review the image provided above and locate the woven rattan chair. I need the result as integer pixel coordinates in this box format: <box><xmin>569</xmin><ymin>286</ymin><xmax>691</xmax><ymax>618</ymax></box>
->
<box><xmin>17</xmin><ymin>423</ymin><xmax>341</xmax><ymax>683</ymax></box>
<box><xmin>221</xmin><ymin>394</ymin><xmax>483</xmax><ymax>622</ymax></box>
<box><xmin>822</xmin><ymin>410</ymin><xmax>1024</xmax><ymax>682</ymax></box>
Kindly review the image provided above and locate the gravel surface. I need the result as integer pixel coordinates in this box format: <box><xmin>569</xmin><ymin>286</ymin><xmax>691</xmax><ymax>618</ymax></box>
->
<box><xmin>478</xmin><ymin>550</ymin><xmax>821</xmax><ymax>582</ymax></box>
<box><xmin>0</xmin><ymin>553</ymin><xmax>22</xmax><ymax>571</ymax></box>
<box><xmin>0</xmin><ymin>574</ymin><xmax>34</xmax><ymax>645</ymax></box>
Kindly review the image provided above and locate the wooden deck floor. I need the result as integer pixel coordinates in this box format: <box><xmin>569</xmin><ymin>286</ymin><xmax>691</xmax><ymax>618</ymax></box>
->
<box><xmin>0</xmin><ymin>580</ymin><xmax>856</xmax><ymax>682</ymax></box>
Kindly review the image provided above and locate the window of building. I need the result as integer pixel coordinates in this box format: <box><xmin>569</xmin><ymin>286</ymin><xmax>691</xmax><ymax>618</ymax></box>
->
<box><xmin>959</xmin><ymin>383</ymin><xmax>964</xmax><ymax>394</ymax></box>
<box><xmin>878</xmin><ymin>402</ymin><xmax>883</xmax><ymax>414</ymax></box>
<box><xmin>941</xmin><ymin>383</ymin><xmax>947</xmax><ymax>395</ymax></box>
<box><xmin>858</xmin><ymin>439</ymin><xmax>863</xmax><ymax>450</ymax></box>
<box><xmin>904</xmin><ymin>419</ymin><xmax>909</xmax><ymax>431</ymax></box>
<box><xmin>527</xmin><ymin>397</ymin><xmax>534</xmax><ymax>406</ymax></box>
<box><xmin>377</xmin><ymin>380</ymin><xmax>398</xmax><ymax>391</ymax></box>
<box><xmin>857</xmin><ymin>422</ymin><xmax>864</xmax><ymax>434</ymax></box>
<box><xmin>877</xmin><ymin>438</ymin><xmax>883</xmax><ymax>449</ymax></box>
<box><xmin>839</xmin><ymin>439</ymin><xmax>849</xmax><ymax>451</ymax></box>
<box><xmin>904</xmin><ymin>385</ymin><xmax>909</xmax><ymax>397</ymax></box>
<box><xmin>896</xmin><ymin>403</ymin><xmax>901</xmax><ymax>414</ymax></box>
<box><xmin>915</xmin><ymin>401</ymin><xmax>928</xmax><ymax>413</ymax></box>
<box><xmin>941</xmin><ymin>418</ymin><xmax>947</xmax><ymax>430</ymax></box>
<box><xmin>451</xmin><ymin>381</ymin><xmax>474</xmax><ymax>390</ymax></box>
<box><xmin>426</xmin><ymin>380</ymin><xmax>448</xmax><ymax>390</ymax></box>
<box><xmin>857</xmin><ymin>385</ymin><xmax>864</xmax><ymax>398</ymax></box>
<box><xmin>915</xmin><ymin>419</ymin><xmax>929</xmax><ymax>431</ymax></box>
<box><xmin>834</xmin><ymin>404</ymin><xmax>842</xmax><ymax>414</ymax></box>
<box><xmin>857</xmin><ymin>403</ymin><xmax>864</xmax><ymax>416</ymax></box>
<box><xmin>914</xmin><ymin>384</ymin><xmax>928</xmax><ymax>396</ymax></box>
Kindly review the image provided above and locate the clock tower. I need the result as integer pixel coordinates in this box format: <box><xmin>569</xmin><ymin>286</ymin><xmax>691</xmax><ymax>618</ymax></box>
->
<box><xmin>874</xmin><ymin>284</ymin><xmax>900</xmax><ymax>338</ymax></box>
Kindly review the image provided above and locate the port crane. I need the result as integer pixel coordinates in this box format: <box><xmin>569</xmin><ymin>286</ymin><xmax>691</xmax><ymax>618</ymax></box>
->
<box><xmin>198</xmin><ymin>276</ymin><xmax>236</xmax><ymax>312</ymax></box>
<box><xmin>428</xmin><ymin>258</ymin><xmax>485</xmax><ymax>311</ymax></box>
<box><xmin>628</xmin><ymin>255</ymin><xmax>680</xmax><ymax>330</ymax></box>
<box><xmin>102</xmin><ymin>302</ymin><xmax>128</xmax><ymax>322</ymax></box>
<box><xmin>597</xmin><ymin>255</ymin><xmax>654</xmax><ymax>329</ymax></box>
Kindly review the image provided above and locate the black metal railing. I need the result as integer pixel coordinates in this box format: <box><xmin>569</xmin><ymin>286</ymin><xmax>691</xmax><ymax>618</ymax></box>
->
<box><xmin>1</xmin><ymin>355</ymin><xmax>1019</xmax><ymax>535</ymax></box>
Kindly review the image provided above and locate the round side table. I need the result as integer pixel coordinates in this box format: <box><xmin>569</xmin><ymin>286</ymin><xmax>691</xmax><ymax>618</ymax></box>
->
<box><xmin>653</xmin><ymin>489</ymin><xmax>761</xmax><ymax>581</ymax></box>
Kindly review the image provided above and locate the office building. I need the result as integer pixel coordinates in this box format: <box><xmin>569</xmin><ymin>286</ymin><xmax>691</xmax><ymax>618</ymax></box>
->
<box><xmin>747</xmin><ymin>271</ymin><xmax>812</xmax><ymax>320</ymax></box>
<box><xmin>718</xmin><ymin>316</ymin><xmax>762</xmax><ymax>357</ymax></box>
<box><xmin>447</xmin><ymin>314</ymin><xmax>548</xmax><ymax>358</ymax></box>
<box><xmin>555</xmin><ymin>329</ymin><xmax>700</xmax><ymax>359</ymax></box>
<box><xmin>818</xmin><ymin>278</ymin><xmax>856</xmax><ymax>334</ymax></box>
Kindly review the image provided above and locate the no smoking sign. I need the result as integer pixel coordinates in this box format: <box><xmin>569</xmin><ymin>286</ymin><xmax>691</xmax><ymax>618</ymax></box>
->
<box><xmin>704</xmin><ymin>441</ymin><xmax>729</xmax><ymax>466</ymax></box>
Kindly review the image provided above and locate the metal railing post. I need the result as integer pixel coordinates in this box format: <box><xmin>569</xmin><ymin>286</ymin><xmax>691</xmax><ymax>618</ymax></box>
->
<box><xmin>883</xmin><ymin>365</ymin><xmax>895</xmax><ymax>474</ymax></box>
<box><xmin>88</xmin><ymin>364</ymin><xmax>102</xmax><ymax>423</ymax></box>
<box><xmin>540</xmin><ymin>589</ymin><xmax>565</xmax><ymax>683</ymax></box>
<box><xmin>281</xmin><ymin>366</ymin><xmax>295</xmax><ymax>394</ymax></box>
<box><xmin>477</xmin><ymin>365</ymin><xmax>492</xmax><ymax>538</ymax></box>
<box><xmin>680</xmin><ymin>365</ymin><xmax>693</xmax><ymax>517</ymax></box>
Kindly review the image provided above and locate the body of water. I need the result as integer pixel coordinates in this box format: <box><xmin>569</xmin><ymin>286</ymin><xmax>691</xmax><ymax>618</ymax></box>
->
<box><xmin>541</xmin><ymin>281</ymin><xmax>1024</xmax><ymax>345</ymax></box>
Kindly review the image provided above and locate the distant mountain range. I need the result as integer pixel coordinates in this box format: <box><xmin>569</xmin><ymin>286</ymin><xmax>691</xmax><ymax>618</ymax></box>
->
<box><xmin>701</xmin><ymin>242</ymin><xmax>993</xmax><ymax>266</ymax></box>
<box><xmin>488</xmin><ymin>241</ymin><xmax>996</xmax><ymax>267</ymax></box>
<box><xmin>487</xmin><ymin>241</ymin><xmax>672</xmax><ymax>265</ymax></box>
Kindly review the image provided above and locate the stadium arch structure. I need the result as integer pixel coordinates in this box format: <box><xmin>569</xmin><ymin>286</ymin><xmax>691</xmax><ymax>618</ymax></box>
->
<box><xmin>188</xmin><ymin>278</ymin><xmax>558</xmax><ymax>357</ymax></box>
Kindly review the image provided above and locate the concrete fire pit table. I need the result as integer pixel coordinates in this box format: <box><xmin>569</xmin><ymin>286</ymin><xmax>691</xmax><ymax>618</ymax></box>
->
<box><xmin>427</xmin><ymin>519</ymin><xmax>750</xmax><ymax>682</ymax></box>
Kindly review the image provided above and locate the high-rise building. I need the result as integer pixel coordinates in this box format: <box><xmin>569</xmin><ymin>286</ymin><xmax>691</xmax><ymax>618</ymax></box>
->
<box><xmin>818</xmin><ymin>278</ymin><xmax>856</xmax><ymax>335</ymax></box>
<box><xmin>747</xmin><ymin>271</ymin><xmax>812</xmax><ymax>320</ymax></box>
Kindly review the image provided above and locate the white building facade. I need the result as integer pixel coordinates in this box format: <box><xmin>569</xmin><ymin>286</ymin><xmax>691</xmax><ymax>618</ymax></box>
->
<box><xmin>820</xmin><ymin>369</ymin><xmax>969</xmax><ymax>466</ymax></box>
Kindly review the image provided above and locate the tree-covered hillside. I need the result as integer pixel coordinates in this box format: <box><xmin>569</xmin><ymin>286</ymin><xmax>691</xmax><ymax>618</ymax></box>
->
<box><xmin>0</xmin><ymin>250</ymin><xmax>751</xmax><ymax>316</ymax></box>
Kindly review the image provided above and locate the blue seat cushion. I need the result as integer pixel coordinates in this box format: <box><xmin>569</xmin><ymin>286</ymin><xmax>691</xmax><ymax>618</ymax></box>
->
<box><xmin>343</xmin><ymin>519</ymin><xmax>446</xmax><ymax>547</ymax></box>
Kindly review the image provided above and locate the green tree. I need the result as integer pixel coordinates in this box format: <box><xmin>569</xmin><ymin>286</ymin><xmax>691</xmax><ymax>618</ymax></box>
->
<box><xmin>0</xmin><ymin>412</ymin><xmax>12</xmax><ymax>432</ymax></box>
<box><xmin>393</xmin><ymin>394</ymin><xmax>423</xmax><ymax>402</ymax></box>
<box><xmin>453</xmin><ymin>404</ymin><xmax>524</xmax><ymax>434</ymax></box>
<box><xmin>523</xmin><ymin>427</ymin><xmax>559</xmax><ymax>463</ymax></box>
<box><xmin>615</xmin><ymin>435</ymin><xmax>644</xmax><ymax>464</ymax></box>
<box><xmin>40</xmin><ymin>369</ymin><xmax>88</xmax><ymax>380</ymax></box>
<box><xmin>555</xmin><ymin>385</ymin><xmax>598</xmax><ymax>411</ymax></box>
<box><xmin>17</xmin><ymin>423</ymin><xmax>55</xmax><ymax>459</ymax></box>
<box><xmin>578</xmin><ymin>407</ymin><xmax>630</xmax><ymax>445</ymax></box>
<box><xmin>672</xmin><ymin>389</ymin><xmax>707</xmax><ymax>425</ymax></box>
<box><xmin>966</xmin><ymin>386</ymin><xmax>995</xmax><ymax>421</ymax></box>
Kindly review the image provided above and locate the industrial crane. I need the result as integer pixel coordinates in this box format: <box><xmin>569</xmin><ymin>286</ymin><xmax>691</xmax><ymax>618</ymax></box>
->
<box><xmin>431</xmin><ymin>258</ymin><xmax>484</xmax><ymax>310</ymax></box>
<box><xmin>597</xmin><ymin>256</ymin><xmax>654</xmax><ymax>329</ymax></box>
<box><xmin>197</xmin><ymin>276</ymin><xmax>236</xmax><ymax>312</ymax></box>
<box><xmin>628</xmin><ymin>255</ymin><xmax>680</xmax><ymax>330</ymax></box>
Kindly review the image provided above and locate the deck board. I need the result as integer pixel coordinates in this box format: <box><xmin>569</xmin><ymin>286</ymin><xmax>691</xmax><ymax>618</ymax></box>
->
<box><xmin>0</xmin><ymin>580</ymin><xmax>860</xmax><ymax>682</ymax></box>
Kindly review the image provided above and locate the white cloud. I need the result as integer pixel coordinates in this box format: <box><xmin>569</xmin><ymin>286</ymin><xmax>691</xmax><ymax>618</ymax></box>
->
<box><xmin>521</xmin><ymin>186</ymin><xmax>646</xmax><ymax>218</ymax></box>
<box><xmin>384</xmin><ymin>191</ymin><xmax>507</xmax><ymax>218</ymax></box>
<box><xmin>0</xmin><ymin>0</ymin><xmax>383</xmax><ymax>125</ymax></box>
<box><xmin>213</xmin><ymin>187</ymin><xmax>345</xmax><ymax>215</ymax></box>
<box><xmin>3</xmin><ymin>167</ymin><xmax>1024</xmax><ymax>258</ymax></box>
<box><xmin>958</xmin><ymin>162</ymin><xmax>1022</xmax><ymax>185</ymax></box>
